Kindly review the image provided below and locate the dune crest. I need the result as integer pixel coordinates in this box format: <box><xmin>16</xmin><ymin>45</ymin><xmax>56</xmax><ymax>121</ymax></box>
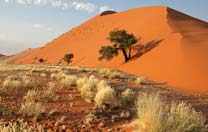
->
<box><xmin>12</xmin><ymin>6</ymin><xmax>208</xmax><ymax>93</ymax></box>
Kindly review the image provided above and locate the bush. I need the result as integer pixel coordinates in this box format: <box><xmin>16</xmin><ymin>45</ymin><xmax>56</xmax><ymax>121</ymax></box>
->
<box><xmin>79</xmin><ymin>75</ymin><xmax>99</xmax><ymax>103</ymax></box>
<box><xmin>22</xmin><ymin>75</ymin><xmax>38</xmax><ymax>89</ymax></box>
<box><xmin>20</xmin><ymin>100</ymin><xmax>44</xmax><ymax>117</ymax></box>
<box><xmin>0</xmin><ymin>120</ymin><xmax>44</xmax><ymax>132</ymax></box>
<box><xmin>2</xmin><ymin>76</ymin><xmax>22</xmax><ymax>93</ymax></box>
<box><xmin>23</xmin><ymin>90</ymin><xmax>41</xmax><ymax>102</ymax></box>
<box><xmin>94</xmin><ymin>86</ymin><xmax>117</xmax><ymax>108</ymax></box>
<box><xmin>60</xmin><ymin>75</ymin><xmax>78</xmax><ymax>87</ymax></box>
<box><xmin>135</xmin><ymin>93</ymin><xmax>207</xmax><ymax>132</ymax></box>
<box><xmin>121</xmin><ymin>88</ymin><xmax>135</xmax><ymax>106</ymax></box>
<box><xmin>97</xmin><ymin>68</ymin><xmax>122</xmax><ymax>79</ymax></box>
<box><xmin>63</xmin><ymin>53</ymin><xmax>74</xmax><ymax>64</ymax></box>
<box><xmin>133</xmin><ymin>77</ymin><xmax>145</xmax><ymax>85</ymax></box>
<box><xmin>76</xmin><ymin>76</ymin><xmax>89</xmax><ymax>91</ymax></box>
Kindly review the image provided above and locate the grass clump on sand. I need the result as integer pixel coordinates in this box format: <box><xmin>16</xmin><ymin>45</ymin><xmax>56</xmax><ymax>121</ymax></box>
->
<box><xmin>97</xmin><ymin>68</ymin><xmax>123</xmax><ymax>79</ymax></box>
<box><xmin>135</xmin><ymin>93</ymin><xmax>207</xmax><ymax>132</ymax></box>
<box><xmin>20</xmin><ymin>90</ymin><xmax>45</xmax><ymax>117</ymax></box>
<box><xmin>94</xmin><ymin>85</ymin><xmax>117</xmax><ymax>108</ymax></box>
<box><xmin>121</xmin><ymin>88</ymin><xmax>136</xmax><ymax>106</ymax></box>
<box><xmin>76</xmin><ymin>75</ymin><xmax>118</xmax><ymax>107</ymax></box>
<box><xmin>59</xmin><ymin>75</ymin><xmax>78</xmax><ymax>87</ymax></box>
<box><xmin>2</xmin><ymin>75</ymin><xmax>22</xmax><ymax>93</ymax></box>
<box><xmin>77</xmin><ymin>75</ymin><xmax>99</xmax><ymax>103</ymax></box>
<box><xmin>20</xmin><ymin>100</ymin><xmax>44</xmax><ymax>117</ymax></box>
<box><xmin>0</xmin><ymin>120</ymin><xmax>44</xmax><ymax>132</ymax></box>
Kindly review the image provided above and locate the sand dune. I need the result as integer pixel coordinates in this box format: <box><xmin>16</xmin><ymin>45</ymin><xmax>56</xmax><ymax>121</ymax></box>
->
<box><xmin>12</xmin><ymin>6</ymin><xmax>208</xmax><ymax>93</ymax></box>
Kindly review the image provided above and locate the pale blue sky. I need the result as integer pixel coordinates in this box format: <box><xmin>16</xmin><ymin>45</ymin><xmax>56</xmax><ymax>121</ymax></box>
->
<box><xmin>0</xmin><ymin>0</ymin><xmax>207</xmax><ymax>55</ymax></box>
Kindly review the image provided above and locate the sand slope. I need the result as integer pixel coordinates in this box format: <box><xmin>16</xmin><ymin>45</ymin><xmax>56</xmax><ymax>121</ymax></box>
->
<box><xmin>13</xmin><ymin>6</ymin><xmax>208</xmax><ymax>93</ymax></box>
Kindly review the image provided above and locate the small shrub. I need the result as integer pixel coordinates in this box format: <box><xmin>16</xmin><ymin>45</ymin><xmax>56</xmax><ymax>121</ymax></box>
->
<box><xmin>2</xmin><ymin>76</ymin><xmax>22</xmax><ymax>93</ymax></box>
<box><xmin>121</xmin><ymin>88</ymin><xmax>136</xmax><ymax>106</ymax></box>
<box><xmin>96</xmin><ymin>80</ymin><xmax>109</xmax><ymax>91</ymax></box>
<box><xmin>94</xmin><ymin>86</ymin><xmax>117</xmax><ymax>108</ymax></box>
<box><xmin>20</xmin><ymin>100</ymin><xmax>44</xmax><ymax>117</ymax></box>
<box><xmin>41</xmin><ymin>82</ymin><xmax>57</xmax><ymax>101</ymax></box>
<box><xmin>0</xmin><ymin>120</ymin><xmax>44</xmax><ymax>132</ymax></box>
<box><xmin>80</xmin><ymin>80</ymin><xmax>97</xmax><ymax>103</ymax></box>
<box><xmin>77</xmin><ymin>75</ymin><xmax>99</xmax><ymax>102</ymax></box>
<box><xmin>76</xmin><ymin>76</ymin><xmax>89</xmax><ymax>91</ymax></box>
<box><xmin>133</xmin><ymin>77</ymin><xmax>145</xmax><ymax>85</ymax></box>
<box><xmin>23</xmin><ymin>90</ymin><xmax>41</xmax><ymax>102</ymax></box>
<box><xmin>22</xmin><ymin>75</ymin><xmax>38</xmax><ymax>89</ymax></box>
<box><xmin>38</xmin><ymin>58</ymin><xmax>45</xmax><ymax>63</ymax></box>
<box><xmin>135</xmin><ymin>93</ymin><xmax>207</xmax><ymax>132</ymax></box>
<box><xmin>51</xmin><ymin>71</ymin><xmax>66</xmax><ymax>80</ymax></box>
<box><xmin>64</xmin><ymin>53</ymin><xmax>74</xmax><ymax>64</ymax></box>
<box><xmin>0</xmin><ymin>105</ymin><xmax>13</xmax><ymax>116</ymax></box>
<box><xmin>60</xmin><ymin>75</ymin><xmax>78</xmax><ymax>87</ymax></box>
<box><xmin>97</xmin><ymin>68</ymin><xmax>122</xmax><ymax>79</ymax></box>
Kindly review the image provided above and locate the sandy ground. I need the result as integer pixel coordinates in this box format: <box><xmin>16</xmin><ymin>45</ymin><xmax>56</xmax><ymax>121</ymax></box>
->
<box><xmin>0</xmin><ymin>64</ymin><xmax>208</xmax><ymax>131</ymax></box>
<box><xmin>10</xmin><ymin>6</ymin><xmax>208</xmax><ymax>93</ymax></box>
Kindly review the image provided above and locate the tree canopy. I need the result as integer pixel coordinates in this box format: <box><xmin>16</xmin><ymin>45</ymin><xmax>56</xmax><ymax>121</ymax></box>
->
<box><xmin>99</xmin><ymin>29</ymin><xmax>138</xmax><ymax>63</ymax></box>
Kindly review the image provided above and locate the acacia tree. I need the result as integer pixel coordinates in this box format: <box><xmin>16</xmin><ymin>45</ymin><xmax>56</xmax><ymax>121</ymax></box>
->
<box><xmin>99</xmin><ymin>29</ymin><xmax>137</xmax><ymax>63</ymax></box>
<box><xmin>64</xmin><ymin>53</ymin><xmax>74</xmax><ymax>64</ymax></box>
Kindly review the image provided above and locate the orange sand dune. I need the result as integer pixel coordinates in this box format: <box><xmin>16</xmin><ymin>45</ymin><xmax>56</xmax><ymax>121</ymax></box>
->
<box><xmin>13</xmin><ymin>6</ymin><xmax>208</xmax><ymax>93</ymax></box>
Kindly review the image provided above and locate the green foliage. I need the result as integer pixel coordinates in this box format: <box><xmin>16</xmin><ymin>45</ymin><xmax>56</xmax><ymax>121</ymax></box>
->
<box><xmin>99</xmin><ymin>46</ymin><xmax>118</xmax><ymax>60</ymax></box>
<box><xmin>99</xmin><ymin>29</ymin><xmax>138</xmax><ymax>62</ymax></box>
<box><xmin>109</xmin><ymin>29</ymin><xmax>137</xmax><ymax>49</ymax></box>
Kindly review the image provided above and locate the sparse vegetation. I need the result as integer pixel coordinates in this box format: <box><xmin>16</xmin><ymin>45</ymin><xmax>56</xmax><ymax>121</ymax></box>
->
<box><xmin>135</xmin><ymin>93</ymin><xmax>207</xmax><ymax>132</ymax></box>
<box><xmin>77</xmin><ymin>75</ymin><xmax>99</xmax><ymax>102</ymax></box>
<box><xmin>0</xmin><ymin>120</ymin><xmax>44</xmax><ymax>132</ymax></box>
<box><xmin>60</xmin><ymin>75</ymin><xmax>78</xmax><ymax>87</ymax></box>
<box><xmin>2</xmin><ymin>75</ymin><xmax>22</xmax><ymax>93</ymax></box>
<box><xmin>99</xmin><ymin>29</ymin><xmax>138</xmax><ymax>63</ymax></box>
<box><xmin>121</xmin><ymin>88</ymin><xmax>136</xmax><ymax>106</ymax></box>
<box><xmin>97</xmin><ymin>68</ymin><xmax>123</xmax><ymax>79</ymax></box>
<box><xmin>20</xmin><ymin>99</ymin><xmax>44</xmax><ymax>117</ymax></box>
<box><xmin>94</xmin><ymin>86</ymin><xmax>117</xmax><ymax>108</ymax></box>
<box><xmin>0</xmin><ymin>64</ymin><xmax>207</xmax><ymax>131</ymax></box>
<box><xmin>38</xmin><ymin>58</ymin><xmax>45</xmax><ymax>63</ymax></box>
<box><xmin>64</xmin><ymin>53</ymin><xmax>74</xmax><ymax>64</ymax></box>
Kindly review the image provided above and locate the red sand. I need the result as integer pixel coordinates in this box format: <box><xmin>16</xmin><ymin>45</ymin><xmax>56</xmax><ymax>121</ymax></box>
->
<box><xmin>12</xmin><ymin>6</ymin><xmax>208</xmax><ymax>93</ymax></box>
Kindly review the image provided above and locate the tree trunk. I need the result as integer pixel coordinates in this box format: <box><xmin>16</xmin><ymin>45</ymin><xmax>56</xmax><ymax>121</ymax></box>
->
<box><xmin>128</xmin><ymin>47</ymin><xmax>132</xmax><ymax>59</ymax></box>
<box><xmin>121</xmin><ymin>48</ymin><xmax>129</xmax><ymax>63</ymax></box>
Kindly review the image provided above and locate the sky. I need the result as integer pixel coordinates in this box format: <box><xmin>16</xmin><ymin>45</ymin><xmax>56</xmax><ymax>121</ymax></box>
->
<box><xmin>0</xmin><ymin>0</ymin><xmax>207</xmax><ymax>55</ymax></box>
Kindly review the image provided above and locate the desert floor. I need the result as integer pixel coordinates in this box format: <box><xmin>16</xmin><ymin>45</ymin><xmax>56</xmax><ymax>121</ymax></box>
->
<box><xmin>0</xmin><ymin>64</ymin><xmax>207</xmax><ymax>131</ymax></box>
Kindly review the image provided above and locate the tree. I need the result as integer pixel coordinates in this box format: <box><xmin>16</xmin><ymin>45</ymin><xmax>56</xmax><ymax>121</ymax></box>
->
<box><xmin>64</xmin><ymin>53</ymin><xmax>74</xmax><ymax>64</ymax></box>
<box><xmin>38</xmin><ymin>58</ymin><xmax>45</xmax><ymax>63</ymax></box>
<box><xmin>99</xmin><ymin>29</ymin><xmax>137</xmax><ymax>63</ymax></box>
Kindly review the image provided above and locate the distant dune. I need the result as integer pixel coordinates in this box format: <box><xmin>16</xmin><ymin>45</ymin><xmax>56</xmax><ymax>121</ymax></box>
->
<box><xmin>12</xmin><ymin>6</ymin><xmax>208</xmax><ymax>93</ymax></box>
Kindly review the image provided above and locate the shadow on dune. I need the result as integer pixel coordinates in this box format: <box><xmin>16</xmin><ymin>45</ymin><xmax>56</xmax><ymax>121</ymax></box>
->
<box><xmin>130</xmin><ymin>39</ymin><xmax>163</xmax><ymax>61</ymax></box>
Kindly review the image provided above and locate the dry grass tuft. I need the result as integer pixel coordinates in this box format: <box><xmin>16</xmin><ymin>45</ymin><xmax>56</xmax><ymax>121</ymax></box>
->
<box><xmin>133</xmin><ymin>77</ymin><xmax>145</xmax><ymax>85</ymax></box>
<box><xmin>135</xmin><ymin>93</ymin><xmax>207</xmax><ymax>132</ymax></box>
<box><xmin>60</xmin><ymin>75</ymin><xmax>78</xmax><ymax>87</ymax></box>
<box><xmin>0</xmin><ymin>119</ymin><xmax>44</xmax><ymax>132</ymax></box>
<box><xmin>121</xmin><ymin>88</ymin><xmax>136</xmax><ymax>106</ymax></box>
<box><xmin>94</xmin><ymin>86</ymin><xmax>117</xmax><ymax>108</ymax></box>
<box><xmin>97</xmin><ymin>68</ymin><xmax>123</xmax><ymax>79</ymax></box>
<box><xmin>78</xmin><ymin>75</ymin><xmax>99</xmax><ymax>102</ymax></box>
<box><xmin>20</xmin><ymin>100</ymin><xmax>44</xmax><ymax>117</ymax></box>
<box><xmin>2</xmin><ymin>75</ymin><xmax>22</xmax><ymax>93</ymax></box>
